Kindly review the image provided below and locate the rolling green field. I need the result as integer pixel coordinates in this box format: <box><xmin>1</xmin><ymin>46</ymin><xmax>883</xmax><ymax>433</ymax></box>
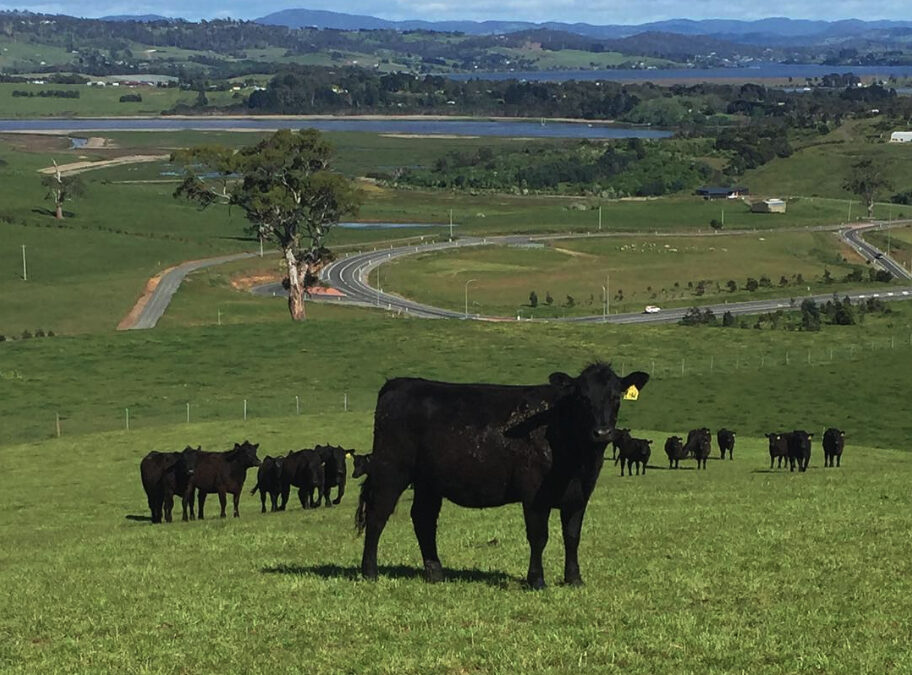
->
<box><xmin>380</xmin><ymin>231</ymin><xmax>886</xmax><ymax>317</ymax></box>
<box><xmin>2</xmin><ymin>344</ymin><xmax>912</xmax><ymax>671</ymax></box>
<box><xmin>4</xmin><ymin>119</ymin><xmax>912</xmax><ymax>671</ymax></box>
<box><xmin>0</xmin><ymin>82</ymin><xmax>243</xmax><ymax>117</ymax></box>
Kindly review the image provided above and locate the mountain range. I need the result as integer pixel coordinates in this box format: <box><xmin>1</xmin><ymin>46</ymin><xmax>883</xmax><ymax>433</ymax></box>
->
<box><xmin>252</xmin><ymin>9</ymin><xmax>912</xmax><ymax>45</ymax></box>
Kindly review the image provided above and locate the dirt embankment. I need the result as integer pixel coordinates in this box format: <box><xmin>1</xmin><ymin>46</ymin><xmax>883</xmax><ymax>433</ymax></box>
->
<box><xmin>38</xmin><ymin>153</ymin><xmax>169</xmax><ymax>176</ymax></box>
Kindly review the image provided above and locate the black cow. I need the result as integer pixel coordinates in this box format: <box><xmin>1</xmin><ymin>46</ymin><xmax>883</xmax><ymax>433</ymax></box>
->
<box><xmin>185</xmin><ymin>440</ymin><xmax>260</xmax><ymax>519</ymax></box>
<box><xmin>140</xmin><ymin>446</ymin><xmax>200</xmax><ymax>523</ymax></box>
<box><xmin>280</xmin><ymin>448</ymin><xmax>325</xmax><ymax>509</ymax></box>
<box><xmin>356</xmin><ymin>362</ymin><xmax>649</xmax><ymax>589</ymax></box>
<box><xmin>316</xmin><ymin>444</ymin><xmax>351</xmax><ymax>506</ymax></box>
<box><xmin>351</xmin><ymin>453</ymin><xmax>372</xmax><ymax>479</ymax></box>
<box><xmin>250</xmin><ymin>455</ymin><xmax>284</xmax><ymax>513</ymax></box>
<box><xmin>766</xmin><ymin>432</ymin><xmax>789</xmax><ymax>469</ymax></box>
<box><xmin>787</xmin><ymin>430</ymin><xmax>813</xmax><ymax>472</ymax></box>
<box><xmin>717</xmin><ymin>428</ymin><xmax>735</xmax><ymax>460</ymax></box>
<box><xmin>664</xmin><ymin>435</ymin><xmax>688</xmax><ymax>469</ymax></box>
<box><xmin>684</xmin><ymin>428</ymin><xmax>711</xmax><ymax>469</ymax></box>
<box><xmin>613</xmin><ymin>429</ymin><xmax>652</xmax><ymax>476</ymax></box>
<box><xmin>823</xmin><ymin>428</ymin><xmax>846</xmax><ymax>467</ymax></box>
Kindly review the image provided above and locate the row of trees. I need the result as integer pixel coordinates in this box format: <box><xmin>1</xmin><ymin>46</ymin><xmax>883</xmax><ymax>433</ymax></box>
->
<box><xmin>681</xmin><ymin>296</ymin><xmax>892</xmax><ymax>330</ymax></box>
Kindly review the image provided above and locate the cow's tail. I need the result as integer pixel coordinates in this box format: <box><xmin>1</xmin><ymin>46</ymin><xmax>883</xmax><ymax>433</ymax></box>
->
<box><xmin>355</xmin><ymin>475</ymin><xmax>371</xmax><ymax>537</ymax></box>
<box><xmin>249</xmin><ymin>482</ymin><xmax>259</xmax><ymax>495</ymax></box>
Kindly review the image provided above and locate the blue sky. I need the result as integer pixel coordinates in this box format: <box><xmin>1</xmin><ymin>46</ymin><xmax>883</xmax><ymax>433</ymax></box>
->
<box><xmin>1</xmin><ymin>0</ymin><xmax>908</xmax><ymax>24</ymax></box>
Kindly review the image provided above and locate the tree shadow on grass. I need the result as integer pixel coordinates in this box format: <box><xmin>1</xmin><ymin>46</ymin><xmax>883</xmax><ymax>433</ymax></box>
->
<box><xmin>124</xmin><ymin>514</ymin><xmax>152</xmax><ymax>522</ymax></box>
<box><xmin>262</xmin><ymin>563</ymin><xmax>516</xmax><ymax>588</ymax></box>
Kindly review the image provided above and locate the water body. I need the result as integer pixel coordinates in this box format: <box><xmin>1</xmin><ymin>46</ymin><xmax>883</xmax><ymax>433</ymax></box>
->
<box><xmin>0</xmin><ymin>117</ymin><xmax>671</xmax><ymax>139</ymax></box>
<box><xmin>447</xmin><ymin>64</ymin><xmax>912</xmax><ymax>83</ymax></box>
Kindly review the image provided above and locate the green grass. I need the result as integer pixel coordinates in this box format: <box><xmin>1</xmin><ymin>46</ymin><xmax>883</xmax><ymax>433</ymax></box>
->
<box><xmin>380</xmin><ymin>231</ymin><xmax>886</xmax><ymax>317</ymax></box>
<box><xmin>3</xmin><ymin>315</ymin><xmax>912</xmax><ymax>447</ymax></box>
<box><xmin>2</xmin><ymin>404</ymin><xmax>912</xmax><ymax>671</ymax></box>
<box><xmin>0</xmin><ymin>83</ymin><xmax>241</xmax><ymax>117</ymax></box>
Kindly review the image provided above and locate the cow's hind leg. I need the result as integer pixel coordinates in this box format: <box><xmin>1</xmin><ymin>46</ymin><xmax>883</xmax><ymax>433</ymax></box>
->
<box><xmin>523</xmin><ymin>503</ymin><xmax>550</xmax><ymax>590</ymax></box>
<box><xmin>269</xmin><ymin>490</ymin><xmax>279</xmax><ymax>512</ymax></box>
<box><xmin>411</xmin><ymin>487</ymin><xmax>444</xmax><ymax>582</ymax></box>
<box><xmin>260</xmin><ymin>490</ymin><xmax>267</xmax><ymax>513</ymax></box>
<box><xmin>232</xmin><ymin>490</ymin><xmax>241</xmax><ymax>518</ymax></box>
<box><xmin>560</xmin><ymin>505</ymin><xmax>586</xmax><ymax>586</ymax></box>
<box><xmin>218</xmin><ymin>490</ymin><xmax>228</xmax><ymax>518</ymax></box>
<box><xmin>333</xmin><ymin>480</ymin><xmax>345</xmax><ymax>505</ymax></box>
<box><xmin>198</xmin><ymin>492</ymin><xmax>207</xmax><ymax>520</ymax></box>
<box><xmin>837</xmin><ymin>454</ymin><xmax>841</xmax><ymax>468</ymax></box>
<box><xmin>163</xmin><ymin>492</ymin><xmax>174</xmax><ymax>523</ymax></box>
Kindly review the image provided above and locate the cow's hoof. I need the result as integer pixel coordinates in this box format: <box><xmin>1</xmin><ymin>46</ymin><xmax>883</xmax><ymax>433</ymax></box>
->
<box><xmin>564</xmin><ymin>577</ymin><xmax>584</xmax><ymax>587</ymax></box>
<box><xmin>527</xmin><ymin>578</ymin><xmax>546</xmax><ymax>591</ymax></box>
<box><xmin>424</xmin><ymin>561</ymin><xmax>444</xmax><ymax>583</ymax></box>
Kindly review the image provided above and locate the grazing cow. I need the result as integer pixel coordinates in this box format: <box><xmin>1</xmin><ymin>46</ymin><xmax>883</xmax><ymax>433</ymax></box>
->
<box><xmin>823</xmin><ymin>428</ymin><xmax>846</xmax><ymax>467</ymax></box>
<box><xmin>250</xmin><ymin>455</ymin><xmax>284</xmax><ymax>513</ymax></box>
<box><xmin>766</xmin><ymin>432</ymin><xmax>789</xmax><ymax>469</ymax></box>
<box><xmin>316</xmin><ymin>444</ymin><xmax>351</xmax><ymax>506</ymax></box>
<box><xmin>140</xmin><ymin>446</ymin><xmax>200</xmax><ymax>523</ymax></box>
<box><xmin>280</xmin><ymin>448</ymin><xmax>325</xmax><ymax>509</ymax></box>
<box><xmin>664</xmin><ymin>435</ymin><xmax>687</xmax><ymax>469</ymax></box>
<box><xmin>613</xmin><ymin>429</ymin><xmax>652</xmax><ymax>476</ymax></box>
<box><xmin>356</xmin><ymin>362</ymin><xmax>649</xmax><ymax>588</ymax></box>
<box><xmin>185</xmin><ymin>440</ymin><xmax>260</xmax><ymax>519</ymax></box>
<box><xmin>717</xmin><ymin>428</ymin><xmax>735</xmax><ymax>460</ymax></box>
<box><xmin>787</xmin><ymin>430</ymin><xmax>813</xmax><ymax>472</ymax></box>
<box><xmin>351</xmin><ymin>453</ymin><xmax>372</xmax><ymax>479</ymax></box>
<box><xmin>684</xmin><ymin>428</ymin><xmax>711</xmax><ymax>470</ymax></box>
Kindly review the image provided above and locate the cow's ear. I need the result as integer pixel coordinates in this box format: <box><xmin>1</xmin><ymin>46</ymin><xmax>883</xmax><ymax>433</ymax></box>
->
<box><xmin>548</xmin><ymin>371</ymin><xmax>574</xmax><ymax>389</ymax></box>
<box><xmin>621</xmin><ymin>371</ymin><xmax>649</xmax><ymax>392</ymax></box>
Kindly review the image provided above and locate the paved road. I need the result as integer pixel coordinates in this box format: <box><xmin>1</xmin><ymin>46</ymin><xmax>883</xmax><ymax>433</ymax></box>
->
<box><xmin>841</xmin><ymin>223</ymin><xmax>912</xmax><ymax>281</ymax></box>
<box><xmin>252</xmin><ymin>224</ymin><xmax>912</xmax><ymax>325</ymax></box>
<box><xmin>127</xmin><ymin>252</ymin><xmax>259</xmax><ymax>329</ymax></box>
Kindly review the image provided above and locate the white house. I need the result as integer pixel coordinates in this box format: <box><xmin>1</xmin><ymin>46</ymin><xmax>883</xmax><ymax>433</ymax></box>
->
<box><xmin>890</xmin><ymin>132</ymin><xmax>912</xmax><ymax>143</ymax></box>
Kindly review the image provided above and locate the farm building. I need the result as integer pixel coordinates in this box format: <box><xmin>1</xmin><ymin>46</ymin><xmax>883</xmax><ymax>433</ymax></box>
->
<box><xmin>696</xmin><ymin>185</ymin><xmax>749</xmax><ymax>199</ymax></box>
<box><xmin>890</xmin><ymin>132</ymin><xmax>912</xmax><ymax>143</ymax></box>
<box><xmin>751</xmin><ymin>198</ymin><xmax>787</xmax><ymax>214</ymax></box>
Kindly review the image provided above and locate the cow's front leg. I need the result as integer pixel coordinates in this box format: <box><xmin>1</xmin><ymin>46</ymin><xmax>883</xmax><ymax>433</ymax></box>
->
<box><xmin>197</xmin><ymin>491</ymin><xmax>207</xmax><ymax>520</ymax></box>
<box><xmin>218</xmin><ymin>490</ymin><xmax>227</xmax><ymax>518</ymax></box>
<box><xmin>523</xmin><ymin>503</ymin><xmax>550</xmax><ymax>590</ymax></box>
<box><xmin>560</xmin><ymin>505</ymin><xmax>586</xmax><ymax>586</ymax></box>
<box><xmin>232</xmin><ymin>490</ymin><xmax>241</xmax><ymax>518</ymax></box>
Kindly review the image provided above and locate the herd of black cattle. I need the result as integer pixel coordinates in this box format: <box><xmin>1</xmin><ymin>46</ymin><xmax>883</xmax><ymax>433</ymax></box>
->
<box><xmin>139</xmin><ymin>427</ymin><xmax>847</xmax><ymax>524</ymax></box>
<box><xmin>139</xmin><ymin>441</ymin><xmax>371</xmax><ymax>524</ymax></box>
<box><xmin>137</xmin><ymin>364</ymin><xmax>849</xmax><ymax>589</ymax></box>
<box><xmin>611</xmin><ymin>426</ymin><xmax>847</xmax><ymax>476</ymax></box>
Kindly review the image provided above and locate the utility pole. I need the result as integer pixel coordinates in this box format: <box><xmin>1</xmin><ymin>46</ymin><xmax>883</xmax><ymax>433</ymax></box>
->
<box><xmin>598</xmin><ymin>205</ymin><xmax>602</xmax><ymax>232</ymax></box>
<box><xmin>606</xmin><ymin>272</ymin><xmax>610</xmax><ymax>317</ymax></box>
<box><xmin>21</xmin><ymin>245</ymin><xmax>27</xmax><ymax>281</ymax></box>
<box><xmin>449</xmin><ymin>209</ymin><xmax>454</xmax><ymax>241</ymax></box>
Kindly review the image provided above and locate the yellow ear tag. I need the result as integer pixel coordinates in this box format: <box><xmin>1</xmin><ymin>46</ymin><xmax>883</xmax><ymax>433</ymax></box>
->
<box><xmin>623</xmin><ymin>385</ymin><xmax>639</xmax><ymax>401</ymax></box>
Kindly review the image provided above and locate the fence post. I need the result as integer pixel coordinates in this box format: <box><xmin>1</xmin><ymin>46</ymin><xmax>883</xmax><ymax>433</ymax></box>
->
<box><xmin>710</xmin><ymin>355</ymin><xmax>714</xmax><ymax>372</ymax></box>
<box><xmin>786</xmin><ymin>351</ymin><xmax>790</xmax><ymax>365</ymax></box>
<box><xmin>56</xmin><ymin>412</ymin><xmax>60</xmax><ymax>438</ymax></box>
<box><xmin>807</xmin><ymin>350</ymin><xmax>811</xmax><ymax>365</ymax></box>
<box><xmin>186</xmin><ymin>402</ymin><xmax>190</xmax><ymax>424</ymax></box>
<box><xmin>296</xmin><ymin>395</ymin><xmax>300</xmax><ymax>416</ymax></box>
<box><xmin>651</xmin><ymin>360</ymin><xmax>655</xmax><ymax>375</ymax></box>
<box><xmin>681</xmin><ymin>359</ymin><xmax>685</xmax><ymax>376</ymax></box>
<box><xmin>243</xmin><ymin>399</ymin><xmax>247</xmax><ymax>421</ymax></box>
<box><xmin>344</xmin><ymin>393</ymin><xmax>349</xmax><ymax>412</ymax></box>
<box><xmin>125</xmin><ymin>407</ymin><xmax>130</xmax><ymax>431</ymax></box>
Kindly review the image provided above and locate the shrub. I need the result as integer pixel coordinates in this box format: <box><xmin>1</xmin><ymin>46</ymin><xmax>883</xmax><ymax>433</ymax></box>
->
<box><xmin>529</xmin><ymin>290</ymin><xmax>538</xmax><ymax>308</ymax></box>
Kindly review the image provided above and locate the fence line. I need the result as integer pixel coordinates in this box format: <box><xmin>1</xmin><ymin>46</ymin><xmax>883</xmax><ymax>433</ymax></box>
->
<box><xmin>18</xmin><ymin>334</ymin><xmax>909</xmax><ymax>444</ymax></box>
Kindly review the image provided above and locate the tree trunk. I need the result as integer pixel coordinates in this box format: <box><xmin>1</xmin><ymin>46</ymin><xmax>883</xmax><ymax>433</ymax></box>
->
<box><xmin>55</xmin><ymin>202</ymin><xmax>63</xmax><ymax>219</ymax></box>
<box><xmin>284</xmin><ymin>247</ymin><xmax>307</xmax><ymax>321</ymax></box>
<box><xmin>867</xmin><ymin>199</ymin><xmax>875</xmax><ymax>218</ymax></box>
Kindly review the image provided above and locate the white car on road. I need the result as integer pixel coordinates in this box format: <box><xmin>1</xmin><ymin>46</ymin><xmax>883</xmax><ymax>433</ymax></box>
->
<box><xmin>644</xmin><ymin>305</ymin><xmax>661</xmax><ymax>314</ymax></box>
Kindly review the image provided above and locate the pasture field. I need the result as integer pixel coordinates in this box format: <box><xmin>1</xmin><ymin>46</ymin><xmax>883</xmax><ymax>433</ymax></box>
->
<box><xmin>0</xmin><ymin>82</ymin><xmax>243</xmax><ymax>117</ymax></box>
<box><xmin>3</xmin><ymin>315</ymin><xmax>912</xmax><ymax>447</ymax></box>
<box><xmin>2</xmin><ymin>415</ymin><xmax>912</xmax><ymax>672</ymax></box>
<box><xmin>379</xmin><ymin>231</ymin><xmax>887</xmax><ymax>317</ymax></box>
<box><xmin>744</xmin><ymin>131</ymin><xmax>912</xmax><ymax>203</ymax></box>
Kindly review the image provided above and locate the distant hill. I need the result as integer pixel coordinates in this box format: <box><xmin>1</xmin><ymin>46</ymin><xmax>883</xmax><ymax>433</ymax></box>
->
<box><xmin>100</xmin><ymin>14</ymin><xmax>174</xmax><ymax>22</ymax></box>
<box><xmin>255</xmin><ymin>9</ymin><xmax>912</xmax><ymax>47</ymax></box>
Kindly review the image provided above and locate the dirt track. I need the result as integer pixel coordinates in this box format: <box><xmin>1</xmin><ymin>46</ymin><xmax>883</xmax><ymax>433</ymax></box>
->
<box><xmin>37</xmin><ymin>154</ymin><xmax>169</xmax><ymax>175</ymax></box>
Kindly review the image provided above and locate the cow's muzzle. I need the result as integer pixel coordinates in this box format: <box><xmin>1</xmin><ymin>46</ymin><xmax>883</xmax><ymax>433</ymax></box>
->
<box><xmin>593</xmin><ymin>427</ymin><xmax>616</xmax><ymax>442</ymax></box>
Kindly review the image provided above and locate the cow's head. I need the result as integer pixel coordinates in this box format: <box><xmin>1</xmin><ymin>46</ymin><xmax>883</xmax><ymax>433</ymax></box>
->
<box><xmin>181</xmin><ymin>445</ymin><xmax>201</xmax><ymax>476</ymax></box>
<box><xmin>549</xmin><ymin>363</ymin><xmax>649</xmax><ymax>443</ymax></box>
<box><xmin>351</xmin><ymin>453</ymin><xmax>372</xmax><ymax>479</ymax></box>
<box><xmin>765</xmin><ymin>433</ymin><xmax>781</xmax><ymax>449</ymax></box>
<box><xmin>232</xmin><ymin>440</ymin><xmax>261</xmax><ymax>467</ymax></box>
